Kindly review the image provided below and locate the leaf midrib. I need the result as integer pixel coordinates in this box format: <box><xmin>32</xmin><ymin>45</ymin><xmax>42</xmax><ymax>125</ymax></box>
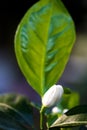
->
<box><xmin>41</xmin><ymin>1</ymin><xmax>53</xmax><ymax>96</ymax></box>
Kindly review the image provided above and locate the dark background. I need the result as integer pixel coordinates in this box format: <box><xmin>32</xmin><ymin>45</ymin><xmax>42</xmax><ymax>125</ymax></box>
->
<box><xmin>0</xmin><ymin>0</ymin><xmax>87</xmax><ymax>104</ymax></box>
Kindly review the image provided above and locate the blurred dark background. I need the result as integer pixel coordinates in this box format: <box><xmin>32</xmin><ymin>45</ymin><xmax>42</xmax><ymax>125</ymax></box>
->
<box><xmin>0</xmin><ymin>0</ymin><xmax>87</xmax><ymax>105</ymax></box>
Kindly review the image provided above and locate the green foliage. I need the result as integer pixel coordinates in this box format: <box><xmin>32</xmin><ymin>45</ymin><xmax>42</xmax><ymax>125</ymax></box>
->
<box><xmin>13</xmin><ymin>0</ymin><xmax>87</xmax><ymax>129</ymax></box>
<box><xmin>15</xmin><ymin>0</ymin><xmax>76</xmax><ymax>96</ymax></box>
<box><xmin>50</xmin><ymin>105</ymin><xmax>87</xmax><ymax>128</ymax></box>
<box><xmin>0</xmin><ymin>94</ymin><xmax>86</xmax><ymax>130</ymax></box>
<box><xmin>46</xmin><ymin>90</ymin><xmax>80</xmax><ymax>127</ymax></box>
<box><xmin>63</xmin><ymin>88</ymin><xmax>72</xmax><ymax>95</ymax></box>
<box><xmin>0</xmin><ymin>94</ymin><xmax>35</xmax><ymax>130</ymax></box>
<box><xmin>62</xmin><ymin>91</ymin><xmax>80</xmax><ymax>109</ymax></box>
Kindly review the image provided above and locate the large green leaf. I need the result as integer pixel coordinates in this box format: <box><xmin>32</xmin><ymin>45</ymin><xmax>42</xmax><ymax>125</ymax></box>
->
<box><xmin>0</xmin><ymin>94</ymin><xmax>35</xmax><ymax>130</ymax></box>
<box><xmin>50</xmin><ymin>105</ymin><xmax>87</xmax><ymax>128</ymax></box>
<box><xmin>15</xmin><ymin>0</ymin><xmax>76</xmax><ymax>96</ymax></box>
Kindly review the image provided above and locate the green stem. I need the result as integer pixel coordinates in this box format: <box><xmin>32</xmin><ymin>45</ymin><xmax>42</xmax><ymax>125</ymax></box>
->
<box><xmin>40</xmin><ymin>106</ymin><xmax>45</xmax><ymax>130</ymax></box>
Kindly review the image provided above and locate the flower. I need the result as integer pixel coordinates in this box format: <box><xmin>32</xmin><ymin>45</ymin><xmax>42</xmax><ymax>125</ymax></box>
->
<box><xmin>42</xmin><ymin>84</ymin><xmax>64</xmax><ymax>107</ymax></box>
<box><xmin>52</xmin><ymin>106</ymin><xmax>62</xmax><ymax>114</ymax></box>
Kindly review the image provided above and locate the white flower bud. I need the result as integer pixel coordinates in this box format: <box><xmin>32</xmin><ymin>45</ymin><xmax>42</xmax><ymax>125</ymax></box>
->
<box><xmin>42</xmin><ymin>85</ymin><xmax>64</xmax><ymax>107</ymax></box>
<box><xmin>52</xmin><ymin>106</ymin><xmax>61</xmax><ymax>114</ymax></box>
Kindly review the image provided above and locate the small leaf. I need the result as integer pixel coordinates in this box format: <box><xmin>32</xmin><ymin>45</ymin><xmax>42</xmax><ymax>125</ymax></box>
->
<box><xmin>0</xmin><ymin>94</ymin><xmax>35</xmax><ymax>130</ymax></box>
<box><xmin>15</xmin><ymin>0</ymin><xmax>76</xmax><ymax>96</ymax></box>
<box><xmin>61</xmin><ymin>92</ymin><xmax>80</xmax><ymax>109</ymax></box>
<box><xmin>50</xmin><ymin>105</ymin><xmax>87</xmax><ymax>128</ymax></box>
<box><xmin>64</xmin><ymin>88</ymin><xmax>72</xmax><ymax>95</ymax></box>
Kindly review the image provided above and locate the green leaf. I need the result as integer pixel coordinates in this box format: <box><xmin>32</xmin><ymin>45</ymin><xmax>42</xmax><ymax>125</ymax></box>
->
<box><xmin>64</xmin><ymin>88</ymin><xmax>72</xmax><ymax>95</ymax></box>
<box><xmin>0</xmin><ymin>94</ymin><xmax>35</xmax><ymax>130</ymax></box>
<box><xmin>61</xmin><ymin>128</ymin><xmax>72</xmax><ymax>130</ymax></box>
<box><xmin>50</xmin><ymin>127</ymin><xmax>61</xmax><ymax>130</ymax></box>
<box><xmin>50</xmin><ymin>127</ymin><xmax>70</xmax><ymax>130</ymax></box>
<box><xmin>50</xmin><ymin>105</ymin><xmax>87</xmax><ymax>128</ymax></box>
<box><xmin>15</xmin><ymin>0</ymin><xmax>76</xmax><ymax>96</ymax></box>
<box><xmin>61</xmin><ymin>92</ymin><xmax>80</xmax><ymax>109</ymax></box>
<box><xmin>47</xmin><ymin>114</ymin><xmax>58</xmax><ymax>127</ymax></box>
